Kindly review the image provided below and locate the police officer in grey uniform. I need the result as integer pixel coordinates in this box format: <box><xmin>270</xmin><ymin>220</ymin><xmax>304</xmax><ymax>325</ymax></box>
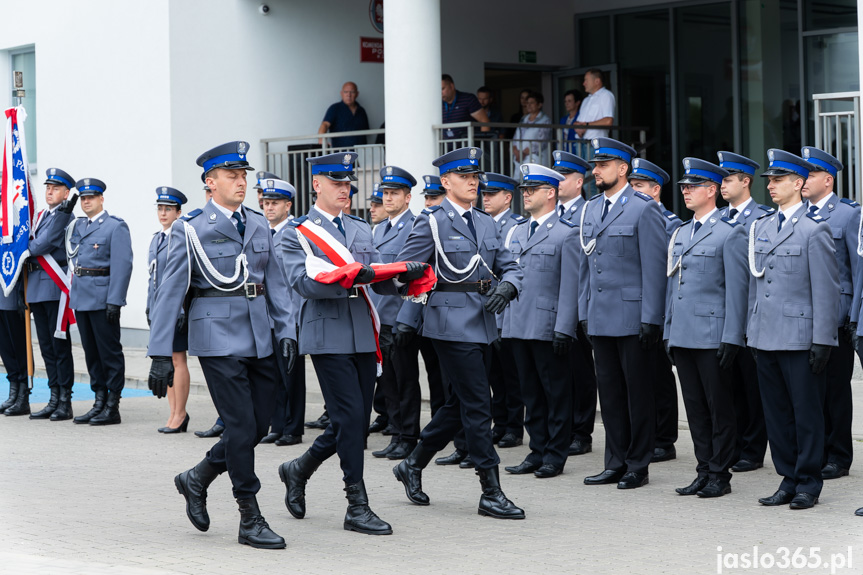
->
<box><xmin>66</xmin><ymin>178</ymin><xmax>133</xmax><ymax>426</ymax></box>
<box><xmin>21</xmin><ymin>168</ymin><xmax>77</xmax><ymax>420</ymax></box>
<box><xmin>551</xmin><ymin>150</ymin><xmax>597</xmax><ymax>456</ymax></box>
<box><xmin>148</xmin><ymin>141</ymin><xmax>297</xmax><ymax>549</ymax></box>
<box><xmin>748</xmin><ymin>149</ymin><xmax>839</xmax><ymax>510</ymax></box>
<box><xmin>717</xmin><ymin>151</ymin><xmax>773</xmax><ymax>473</ymax></box>
<box><xmin>800</xmin><ymin>146</ymin><xmax>858</xmax><ymax>480</ymax></box>
<box><xmin>578</xmin><ymin>138</ymin><xmax>668</xmax><ymax>490</ymax></box>
<box><xmin>665</xmin><ymin>158</ymin><xmax>748</xmax><ymax>498</ymax></box>
<box><xmin>501</xmin><ymin>164</ymin><xmax>580</xmax><ymax>478</ymax></box>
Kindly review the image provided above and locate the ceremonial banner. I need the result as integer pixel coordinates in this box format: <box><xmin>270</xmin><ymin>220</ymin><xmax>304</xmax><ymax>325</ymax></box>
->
<box><xmin>0</xmin><ymin>107</ymin><xmax>34</xmax><ymax>296</ymax></box>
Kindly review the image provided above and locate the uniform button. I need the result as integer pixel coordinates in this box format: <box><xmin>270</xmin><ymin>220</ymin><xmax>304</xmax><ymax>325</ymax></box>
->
<box><xmin>800</xmin><ymin>312</ymin><xmax>804</xmax><ymax>316</ymax></box>
<box><xmin>219</xmin><ymin>251</ymin><xmax>223</xmax><ymax>255</ymax></box>
<box><xmin>700</xmin><ymin>249</ymin><xmax>705</xmax><ymax>254</ymax></box>
<box><xmin>769</xmin><ymin>264</ymin><xmax>774</xmax><ymax>269</ymax></box>
<box><xmin>678</xmin><ymin>295</ymin><xmax>683</xmax><ymax>300</ymax></box>
<box><xmin>206</xmin><ymin>312</ymin><xmax>211</xmax><ymax>316</ymax></box>
<box><xmin>317</xmin><ymin>312</ymin><xmax>322</xmax><ymax>317</ymax></box>
<box><xmin>765</xmin><ymin>293</ymin><xmax>770</xmax><ymax>298</ymax></box>
<box><xmin>767</xmin><ymin>279</ymin><xmax>772</xmax><ymax>284</ymax></box>
<box><xmin>597</xmin><ymin>269</ymin><xmax>602</xmax><ymax>274</ymax></box>
<box><xmin>598</xmin><ymin>287</ymin><xmax>603</xmax><ymax>292</ymax></box>
<box><xmin>445</xmin><ymin>299</ymin><xmax>450</xmax><ymax>304</ymax></box>
<box><xmin>710</xmin><ymin>311</ymin><xmax>714</xmax><ymax>315</ymax></box>
<box><xmin>682</xmin><ymin>264</ymin><xmax>687</xmax><ymax>270</ymax></box>
<box><xmin>597</xmin><ymin>250</ymin><xmax>602</xmax><ymax>255</ymax></box>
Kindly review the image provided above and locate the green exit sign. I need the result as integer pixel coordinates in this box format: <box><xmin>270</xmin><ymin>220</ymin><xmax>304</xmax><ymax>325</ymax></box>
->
<box><xmin>518</xmin><ymin>50</ymin><xmax>537</xmax><ymax>64</ymax></box>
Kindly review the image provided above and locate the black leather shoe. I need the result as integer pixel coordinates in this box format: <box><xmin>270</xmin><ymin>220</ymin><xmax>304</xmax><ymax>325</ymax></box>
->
<box><xmin>259</xmin><ymin>432</ymin><xmax>280</xmax><ymax>444</ymax></box>
<box><xmin>821</xmin><ymin>463</ymin><xmax>849</xmax><ymax>480</ymax></box>
<box><xmin>393</xmin><ymin>443</ymin><xmax>435</xmax><ymax>505</ymax></box>
<box><xmin>386</xmin><ymin>440</ymin><xmax>417</xmax><ymax>460</ymax></box>
<box><xmin>372</xmin><ymin>440</ymin><xmax>397</xmax><ymax>458</ymax></box>
<box><xmin>304</xmin><ymin>412</ymin><xmax>329</xmax><ymax>430</ymax></box>
<box><xmin>584</xmin><ymin>469</ymin><xmax>624</xmax><ymax>485</ymax></box>
<box><xmin>49</xmin><ymin>387</ymin><xmax>73</xmax><ymax>421</ymax></box>
<box><xmin>368</xmin><ymin>417</ymin><xmax>388</xmax><ymax>434</ymax></box>
<box><xmin>676</xmin><ymin>476</ymin><xmax>709</xmax><ymax>496</ymax></box>
<box><xmin>504</xmin><ymin>460</ymin><xmax>540</xmax><ymax>475</ymax></box>
<box><xmin>344</xmin><ymin>480</ymin><xmax>393</xmax><ymax>535</ymax></box>
<box><xmin>617</xmin><ymin>471</ymin><xmax>649</xmax><ymax>489</ymax></box>
<box><xmin>381</xmin><ymin>424</ymin><xmax>396</xmax><ymax>436</ymax></box>
<box><xmin>89</xmin><ymin>392</ymin><xmax>121</xmax><ymax>426</ymax></box>
<box><xmin>497</xmin><ymin>433</ymin><xmax>523</xmax><ymax>448</ymax></box>
<box><xmin>568</xmin><ymin>438</ymin><xmax>592</xmax><ymax>456</ymax></box>
<box><xmin>652</xmin><ymin>446</ymin><xmax>676</xmax><ymax>462</ymax></box>
<box><xmin>275</xmin><ymin>434</ymin><xmax>302</xmax><ymax>446</ymax></box>
<box><xmin>534</xmin><ymin>464</ymin><xmax>563</xmax><ymax>478</ymax></box>
<box><xmin>162</xmin><ymin>414</ymin><xmax>190</xmax><ymax>434</ymax></box>
<box><xmin>74</xmin><ymin>388</ymin><xmax>106</xmax><ymax>424</ymax></box>
<box><xmin>477</xmin><ymin>466</ymin><xmax>525</xmax><ymax>520</ymax></box>
<box><xmin>29</xmin><ymin>387</ymin><xmax>59</xmax><ymax>419</ymax></box>
<box><xmin>175</xmin><ymin>459</ymin><xmax>220</xmax><ymax>532</ymax></box>
<box><xmin>731</xmin><ymin>459</ymin><xmax>763</xmax><ymax>472</ymax></box>
<box><xmin>4</xmin><ymin>384</ymin><xmax>30</xmax><ymax>417</ymax></box>
<box><xmin>435</xmin><ymin>449</ymin><xmax>467</xmax><ymax>466</ymax></box>
<box><xmin>459</xmin><ymin>455</ymin><xmax>475</xmax><ymax>469</ymax></box>
<box><xmin>697</xmin><ymin>479</ymin><xmax>731</xmax><ymax>498</ymax></box>
<box><xmin>195</xmin><ymin>423</ymin><xmax>225</xmax><ymax>438</ymax></box>
<box><xmin>278</xmin><ymin>451</ymin><xmax>323</xmax><ymax>519</ymax></box>
<box><xmin>758</xmin><ymin>489</ymin><xmax>794</xmax><ymax>506</ymax></box>
<box><xmin>237</xmin><ymin>496</ymin><xmax>285</xmax><ymax>549</ymax></box>
<box><xmin>855</xmin><ymin>507</ymin><xmax>863</xmax><ymax>516</ymax></box>
<box><xmin>789</xmin><ymin>492</ymin><xmax>818</xmax><ymax>510</ymax></box>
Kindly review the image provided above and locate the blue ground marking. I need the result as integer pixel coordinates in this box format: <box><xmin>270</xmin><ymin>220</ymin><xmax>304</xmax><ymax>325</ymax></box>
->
<box><xmin>0</xmin><ymin>377</ymin><xmax>151</xmax><ymax>403</ymax></box>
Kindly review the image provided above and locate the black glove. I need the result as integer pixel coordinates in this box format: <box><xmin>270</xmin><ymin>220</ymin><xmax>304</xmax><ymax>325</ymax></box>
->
<box><xmin>579</xmin><ymin>320</ymin><xmax>591</xmax><ymax>346</ymax></box>
<box><xmin>353</xmin><ymin>264</ymin><xmax>375</xmax><ymax>286</ymax></box>
<box><xmin>664</xmin><ymin>340</ymin><xmax>674</xmax><ymax>365</ymax></box>
<box><xmin>148</xmin><ymin>356</ymin><xmax>174</xmax><ymax>399</ymax></box>
<box><xmin>639</xmin><ymin>323</ymin><xmax>661</xmax><ymax>350</ymax></box>
<box><xmin>378</xmin><ymin>327</ymin><xmax>394</xmax><ymax>362</ymax></box>
<box><xmin>176</xmin><ymin>313</ymin><xmax>187</xmax><ymax>334</ymax></box>
<box><xmin>281</xmin><ymin>338</ymin><xmax>298</xmax><ymax>375</ymax></box>
<box><xmin>145</xmin><ymin>307</ymin><xmax>151</xmax><ymax>327</ymax></box>
<box><xmin>106</xmin><ymin>304</ymin><xmax>121</xmax><ymax>325</ymax></box>
<box><xmin>552</xmin><ymin>332</ymin><xmax>574</xmax><ymax>356</ymax></box>
<box><xmin>394</xmin><ymin>322</ymin><xmax>417</xmax><ymax>347</ymax></box>
<box><xmin>716</xmin><ymin>343</ymin><xmax>740</xmax><ymax>370</ymax></box>
<box><xmin>398</xmin><ymin>261</ymin><xmax>428</xmax><ymax>283</ymax></box>
<box><xmin>16</xmin><ymin>288</ymin><xmax>25</xmax><ymax>321</ymax></box>
<box><xmin>56</xmin><ymin>194</ymin><xmax>78</xmax><ymax>214</ymax></box>
<box><xmin>483</xmin><ymin>281</ymin><xmax>517</xmax><ymax>314</ymax></box>
<box><xmin>809</xmin><ymin>344</ymin><xmax>832</xmax><ymax>374</ymax></box>
<box><xmin>843</xmin><ymin>318</ymin><xmax>856</xmax><ymax>345</ymax></box>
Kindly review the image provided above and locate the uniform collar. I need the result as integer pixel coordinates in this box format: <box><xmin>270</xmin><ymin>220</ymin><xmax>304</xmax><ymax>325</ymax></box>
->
<box><xmin>493</xmin><ymin>208</ymin><xmax>510</xmax><ymax>222</ymax></box>
<box><xmin>211</xmin><ymin>200</ymin><xmax>243</xmax><ymax>221</ymax></box>
<box><xmin>88</xmin><ymin>210</ymin><xmax>106</xmax><ymax>224</ymax></box>
<box><xmin>693</xmin><ymin>207</ymin><xmax>718</xmax><ymax>227</ymax></box>
<box><xmin>388</xmin><ymin>208</ymin><xmax>411</xmax><ymax>227</ymax></box>
<box><xmin>603</xmin><ymin>185</ymin><xmax>627</xmax><ymax>207</ymax></box>
<box><xmin>561</xmin><ymin>196</ymin><xmax>580</xmax><ymax>211</ymax></box>
<box><xmin>271</xmin><ymin>217</ymin><xmax>290</xmax><ymax>233</ymax></box>
<box><xmin>810</xmin><ymin>192</ymin><xmax>834</xmax><ymax>211</ymax></box>
<box><xmin>314</xmin><ymin>204</ymin><xmax>343</xmax><ymax>223</ymax></box>
<box><xmin>779</xmin><ymin>201</ymin><xmax>803</xmax><ymax>218</ymax></box>
<box><xmin>529</xmin><ymin>209</ymin><xmax>555</xmax><ymax>227</ymax></box>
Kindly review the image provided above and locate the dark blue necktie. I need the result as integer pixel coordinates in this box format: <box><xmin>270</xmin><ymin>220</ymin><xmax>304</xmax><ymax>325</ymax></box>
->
<box><xmin>601</xmin><ymin>199</ymin><xmax>611</xmax><ymax>221</ymax></box>
<box><xmin>529</xmin><ymin>221</ymin><xmax>539</xmax><ymax>239</ymax></box>
<box><xmin>333</xmin><ymin>215</ymin><xmax>346</xmax><ymax>237</ymax></box>
<box><xmin>777</xmin><ymin>212</ymin><xmax>786</xmax><ymax>231</ymax></box>
<box><xmin>384</xmin><ymin>220</ymin><xmax>392</xmax><ymax>235</ymax></box>
<box><xmin>691</xmin><ymin>221</ymin><xmax>702</xmax><ymax>239</ymax></box>
<box><xmin>808</xmin><ymin>204</ymin><xmax>818</xmax><ymax>216</ymax></box>
<box><xmin>558</xmin><ymin>205</ymin><xmax>565</xmax><ymax>218</ymax></box>
<box><xmin>270</xmin><ymin>228</ymin><xmax>276</xmax><ymax>237</ymax></box>
<box><xmin>232</xmin><ymin>212</ymin><xmax>245</xmax><ymax>237</ymax></box>
<box><xmin>728</xmin><ymin>208</ymin><xmax>738</xmax><ymax>219</ymax></box>
<box><xmin>158</xmin><ymin>231</ymin><xmax>166</xmax><ymax>250</ymax></box>
<box><xmin>463</xmin><ymin>210</ymin><xmax>476</xmax><ymax>239</ymax></box>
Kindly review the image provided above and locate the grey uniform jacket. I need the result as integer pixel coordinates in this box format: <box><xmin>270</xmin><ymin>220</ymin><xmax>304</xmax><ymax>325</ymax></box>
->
<box><xmin>396</xmin><ymin>197</ymin><xmax>523</xmax><ymax>345</ymax></box>
<box><xmin>719</xmin><ymin>201</ymin><xmax>775</xmax><ymax>231</ymax></box>
<box><xmin>810</xmin><ymin>194</ymin><xmax>859</xmax><ymax>326</ymax></box>
<box><xmin>577</xmin><ymin>186</ymin><xmax>668</xmax><ymax>337</ymax></box>
<box><xmin>746</xmin><ymin>205</ymin><xmax>840</xmax><ymax>351</ymax></box>
<box><xmin>494</xmin><ymin>209</ymin><xmax>526</xmax><ymax>330</ymax></box>
<box><xmin>147</xmin><ymin>201</ymin><xmax>294</xmax><ymax>358</ymax></box>
<box><xmin>661</xmin><ymin>207</ymin><xmax>682</xmax><ymax>239</ymax></box>
<box><xmin>370</xmin><ymin>211</ymin><xmax>416</xmax><ymax>327</ymax></box>
<box><xmin>27</xmin><ymin>208</ymin><xmax>75</xmax><ymax>303</ymax></box>
<box><xmin>272</xmin><ymin>221</ymin><xmax>302</xmax><ymax>331</ymax></box>
<box><xmin>66</xmin><ymin>212</ymin><xmax>133</xmax><ymax>312</ymax></box>
<box><xmin>501</xmin><ymin>216</ymin><xmax>581</xmax><ymax>341</ymax></box>
<box><xmin>280</xmin><ymin>205</ymin><xmax>397</xmax><ymax>355</ymax></box>
<box><xmin>664</xmin><ymin>215</ymin><xmax>749</xmax><ymax>349</ymax></box>
<box><xmin>559</xmin><ymin>196</ymin><xmax>587</xmax><ymax>224</ymax></box>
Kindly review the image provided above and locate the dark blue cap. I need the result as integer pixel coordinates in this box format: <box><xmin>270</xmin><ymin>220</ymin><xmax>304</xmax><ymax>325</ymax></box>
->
<box><xmin>350</xmin><ymin>184</ymin><xmax>358</xmax><ymax>197</ymax></box>
<box><xmin>370</xmin><ymin>183</ymin><xmax>383</xmax><ymax>203</ymax></box>
<box><xmin>196</xmin><ymin>141</ymin><xmax>254</xmax><ymax>182</ymax></box>
<box><xmin>679</xmin><ymin>158</ymin><xmax>729</xmax><ymax>185</ymax></box>
<box><xmin>44</xmin><ymin>168</ymin><xmax>75</xmax><ymax>189</ymax></box>
<box><xmin>717</xmin><ymin>151</ymin><xmax>760</xmax><ymax>176</ymax></box>
<box><xmin>254</xmin><ymin>171</ymin><xmax>279</xmax><ymax>190</ymax></box>
<box><xmin>421</xmin><ymin>175</ymin><xmax>445</xmax><ymax>196</ymax></box>
<box><xmin>433</xmin><ymin>147</ymin><xmax>483</xmax><ymax>176</ymax></box>
<box><xmin>75</xmin><ymin>178</ymin><xmax>106</xmax><ymax>196</ymax></box>
<box><xmin>802</xmin><ymin>147</ymin><xmax>843</xmax><ymax>178</ymax></box>
<box><xmin>630</xmin><ymin>158</ymin><xmax>669</xmax><ymax>186</ymax></box>
<box><xmin>483</xmin><ymin>172</ymin><xmax>518</xmax><ymax>193</ymax></box>
<box><xmin>589</xmin><ymin>137</ymin><xmax>637</xmax><ymax>164</ymax></box>
<box><xmin>307</xmin><ymin>152</ymin><xmax>358</xmax><ymax>182</ymax></box>
<box><xmin>761</xmin><ymin>149</ymin><xmax>814</xmax><ymax>179</ymax></box>
<box><xmin>519</xmin><ymin>164</ymin><xmax>565</xmax><ymax>188</ymax></box>
<box><xmin>155</xmin><ymin>186</ymin><xmax>187</xmax><ymax>206</ymax></box>
<box><xmin>379</xmin><ymin>165</ymin><xmax>417</xmax><ymax>189</ymax></box>
<box><xmin>552</xmin><ymin>150</ymin><xmax>591</xmax><ymax>174</ymax></box>
<box><xmin>261</xmin><ymin>178</ymin><xmax>295</xmax><ymax>200</ymax></box>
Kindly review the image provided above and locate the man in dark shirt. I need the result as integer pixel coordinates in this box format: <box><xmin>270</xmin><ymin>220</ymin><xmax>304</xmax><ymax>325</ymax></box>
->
<box><xmin>318</xmin><ymin>82</ymin><xmax>370</xmax><ymax>148</ymax></box>
<box><xmin>441</xmin><ymin>74</ymin><xmax>489</xmax><ymax>140</ymax></box>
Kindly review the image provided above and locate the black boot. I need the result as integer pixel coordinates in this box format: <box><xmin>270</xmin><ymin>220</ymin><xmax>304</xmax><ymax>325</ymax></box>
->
<box><xmin>477</xmin><ymin>466</ymin><xmax>525</xmax><ymax>520</ymax></box>
<box><xmin>4</xmin><ymin>379</ymin><xmax>30</xmax><ymax>416</ymax></box>
<box><xmin>30</xmin><ymin>386</ymin><xmax>59</xmax><ymax>419</ymax></box>
<box><xmin>237</xmin><ymin>496</ymin><xmax>285</xmax><ymax>549</ymax></box>
<box><xmin>89</xmin><ymin>391</ymin><xmax>121</xmax><ymax>426</ymax></box>
<box><xmin>343</xmin><ymin>480</ymin><xmax>392</xmax><ymax>535</ymax></box>
<box><xmin>74</xmin><ymin>388</ymin><xmax>107</xmax><ymax>424</ymax></box>
<box><xmin>50</xmin><ymin>387</ymin><xmax>74</xmax><ymax>421</ymax></box>
<box><xmin>277</xmin><ymin>451</ymin><xmax>322</xmax><ymax>519</ymax></box>
<box><xmin>174</xmin><ymin>459</ymin><xmax>220</xmax><ymax>532</ymax></box>
<box><xmin>393</xmin><ymin>442</ymin><xmax>435</xmax><ymax>505</ymax></box>
<box><xmin>0</xmin><ymin>379</ymin><xmax>20</xmax><ymax>414</ymax></box>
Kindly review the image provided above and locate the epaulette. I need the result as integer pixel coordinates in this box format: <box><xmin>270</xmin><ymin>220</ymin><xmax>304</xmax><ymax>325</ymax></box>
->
<box><xmin>587</xmin><ymin>192</ymin><xmax>604</xmax><ymax>201</ymax></box>
<box><xmin>807</xmin><ymin>212</ymin><xmax>825</xmax><ymax>223</ymax></box>
<box><xmin>720</xmin><ymin>216</ymin><xmax>740</xmax><ymax>227</ymax></box>
<box><xmin>840</xmin><ymin>197</ymin><xmax>860</xmax><ymax>208</ymax></box>
<box><xmin>346</xmin><ymin>213</ymin><xmax>366</xmax><ymax>222</ymax></box>
<box><xmin>514</xmin><ymin>218</ymin><xmax>529</xmax><ymax>226</ymax></box>
<box><xmin>422</xmin><ymin>205</ymin><xmax>443</xmax><ymax>215</ymax></box>
<box><xmin>757</xmin><ymin>204</ymin><xmax>776</xmax><ymax>214</ymax></box>
<box><xmin>109</xmin><ymin>215</ymin><xmax>125</xmax><ymax>223</ymax></box>
<box><xmin>472</xmin><ymin>206</ymin><xmax>487</xmax><ymax>215</ymax></box>
<box><xmin>754</xmin><ymin>211</ymin><xmax>773</xmax><ymax>221</ymax></box>
<box><xmin>245</xmin><ymin>206</ymin><xmax>264</xmax><ymax>216</ymax></box>
<box><xmin>510</xmin><ymin>213</ymin><xmax>527</xmax><ymax>223</ymax></box>
<box><xmin>558</xmin><ymin>217</ymin><xmax>577</xmax><ymax>228</ymax></box>
<box><xmin>662</xmin><ymin>209</ymin><xmax>679</xmax><ymax>220</ymax></box>
<box><xmin>181</xmin><ymin>208</ymin><xmax>202</xmax><ymax>221</ymax></box>
<box><xmin>288</xmin><ymin>215</ymin><xmax>308</xmax><ymax>227</ymax></box>
<box><xmin>634</xmin><ymin>191</ymin><xmax>652</xmax><ymax>201</ymax></box>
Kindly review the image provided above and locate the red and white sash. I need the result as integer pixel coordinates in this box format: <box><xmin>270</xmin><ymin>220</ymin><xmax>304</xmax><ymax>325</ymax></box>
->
<box><xmin>31</xmin><ymin>210</ymin><xmax>76</xmax><ymax>338</ymax></box>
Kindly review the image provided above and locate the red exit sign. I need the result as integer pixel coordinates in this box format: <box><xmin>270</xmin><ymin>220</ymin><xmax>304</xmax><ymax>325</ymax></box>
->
<box><xmin>360</xmin><ymin>37</ymin><xmax>383</xmax><ymax>63</ymax></box>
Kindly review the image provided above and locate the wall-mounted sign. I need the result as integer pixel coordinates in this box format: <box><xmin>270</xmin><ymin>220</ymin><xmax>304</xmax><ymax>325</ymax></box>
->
<box><xmin>518</xmin><ymin>51</ymin><xmax>537</xmax><ymax>64</ymax></box>
<box><xmin>361</xmin><ymin>37</ymin><xmax>384</xmax><ymax>63</ymax></box>
<box><xmin>369</xmin><ymin>0</ymin><xmax>383</xmax><ymax>33</ymax></box>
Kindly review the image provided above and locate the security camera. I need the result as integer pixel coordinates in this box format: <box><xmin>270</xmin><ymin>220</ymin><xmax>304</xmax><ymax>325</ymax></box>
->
<box><xmin>259</xmin><ymin>4</ymin><xmax>270</xmax><ymax>15</ymax></box>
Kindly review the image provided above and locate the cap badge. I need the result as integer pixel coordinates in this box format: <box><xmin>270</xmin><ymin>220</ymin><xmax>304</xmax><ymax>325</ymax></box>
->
<box><xmin>592</xmin><ymin>139</ymin><xmax>599</xmax><ymax>148</ymax></box>
<box><xmin>161</xmin><ymin>187</ymin><xmax>167</xmax><ymax>193</ymax></box>
<box><xmin>238</xmin><ymin>142</ymin><xmax>247</xmax><ymax>153</ymax></box>
<box><xmin>424</xmin><ymin>176</ymin><xmax>430</xmax><ymax>184</ymax></box>
<box><xmin>684</xmin><ymin>159</ymin><xmax>690</xmax><ymax>169</ymax></box>
<box><xmin>718</xmin><ymin>152</ymin><xmax>724</xmax><ymax>162</ymax></box>
<box><xmin>633</xmin><ymin>159</ymin><xmax>640</xmax><ymax>168</ymax></box>
<box><xmin>469</xmin><ymin>148</ymin><xmax>477</xmax><ymax>159</ymax></box>
<box><xmin>386</xmin><ymin>166</ymin><xmax>393</xmax><ymax>175</ymax></box>
<box><xmin>84</xmin><ymin>179</ymin><xmax>90</xmax><ymax>186</ymax></box>
<box><xmin>554</xmin><ymin>152</ymin><xmax>560</xmax><ymax>160</ymax></box>
<box><xmin>343</xmin><ymin>154</ymin><xmax>351</xmax><ymax>163</ymax></box>
<box><xmin>803</xmin><ymin>149</ymin><xmax>810</xmax><ymax>159</ymax></box>
<box><xmin>50</xmin><ymin>168</ymin><xmax>56</xmax><ymax>175</ymax></box>
<box><xmin>520</xmin><ymin>165</ymin><xmax>529</xmax><ymax>175</ymax></box>
<box><xmin>266</xmin><ymin>179</ymin><xmax>274</xmax><ymax>189</ymax></box>
<box><xmin>768</xmin><ymin>150</ymin><xmax>775</xmax><ymax>161</ymax></box>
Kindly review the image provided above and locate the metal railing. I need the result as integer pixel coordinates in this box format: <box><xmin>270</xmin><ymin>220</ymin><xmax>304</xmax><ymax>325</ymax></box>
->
<box><xmin>813</xmin><ymin>92</ymin><xmax>860</xmax><ymax>203</ymax></box>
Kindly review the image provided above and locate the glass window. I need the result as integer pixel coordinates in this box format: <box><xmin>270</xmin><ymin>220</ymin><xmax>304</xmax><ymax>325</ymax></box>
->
<box><xmin>579</xmin><ymin>16</ymin><xmax>611</xmax><ymax>66</ymax></box>
<box><xmin>10</xmin><ymin>50</ymin><xmax>36</xmax><ymax>166</ymax></box>
<box><xmin>803</xmin><ymin>0</ymin><xmax>858</xmax><ymax>31</ymax></box>
<box><xmin>806</xmin><ymin>32</ymin><xmax>860</xmax><ymax>95</ymax></box>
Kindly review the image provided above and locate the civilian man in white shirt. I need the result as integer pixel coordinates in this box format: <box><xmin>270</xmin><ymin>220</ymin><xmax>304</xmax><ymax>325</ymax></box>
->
<box><xmin>576</xmin><ymin>69</ymin><xmax>615</xmax><ymax>140</ymax></box>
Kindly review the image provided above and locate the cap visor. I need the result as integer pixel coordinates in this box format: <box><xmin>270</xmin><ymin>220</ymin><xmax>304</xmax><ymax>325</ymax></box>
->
<box><xmin>760</xmin><ymin>167</ymin><xmax>796</xmax><ymax>177</ymax></box>
<box><xmin>379</xmin><ymin>182</ymin><xmax>410</xmax><ymax>189</ymax></box>
<box><xmin>677</xmin><ymin>175</ymin><xmax>710</xmax><ymax>185</ymax></box>
<box><xmin>589</xmin><ymin>153</ymin><xmax>623</xmax><ymax>163</ymax></box>
<box><xmin>444</xmin><ymin>165</ymin><xmax>483</xmax><ymax>175</ymax></box>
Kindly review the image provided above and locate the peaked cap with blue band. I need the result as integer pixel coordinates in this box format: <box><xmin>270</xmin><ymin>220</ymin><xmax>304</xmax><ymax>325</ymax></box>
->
<box><xmin>801</xmin><ymin>146</ymin><xmax>843</xmax><ymax>178</ymax></box>
<box><xmin>44</xmin><ymin>168</ymin><xmax>75</xmax><ymax>189</ymax></box>
<box><xmin>155</xmin><ymin>186</ymin><xmax>188</xmax><ymax>206</ymax></box>
<box><xmin>482</xmin><ymin>172</ymin><xmax>518</xmax><ymax>193</ymax></box>
<box><xmin>761</xmin><ymin>149</ymin><xmax>815</xmax><ymax>179</ymax></box>
<box><xmin>254</xmin><ymin>170</ymin><xmax>279</xmax><ymax>190</ymax></box>
<box><xmin>433</xmin><ymin>147</ymin><xmax>483</xmax><ymax>176</ymax></box>
<box><xmin>519</xmin><ymin>163</ymin><xmax>565</xmax><ymax>188</ymax></box>
<box><xmin>261</xmin><ymin>178</ymin><xmax>295</xmax><ymax>200</ymax></box>
<box><xmin>196</xmin><ymin>141</ymin><xmax>254</xmax><ymax>182</ymax></box>
<box><xmin>421</xmin><ymin>175</ymin><xmax>445</xmax><ymax>196</ymax></box>
<box><xmin>75</xmin><ymin>178</ymin><xmax>107</xmax><ymax>196</ymax></box>
<box><xmin>379</xmin><ymin>165</ymin><xmax>417</xmax><ymax>189</ymax></box>
<box><xmin>717</xmin><ymin>151</ymin><xmax>760</xmax><ymax>176</ymax></box>
<box><xmin>307</xmin><ymin>152</ymin><xmax>358</xmax><ymax>182</ymax></box>
<box><xmin>370</xmin><ymin>183</ymin><xmax>383</xmax><ymax>203</ymax></box>
<box><xmin>678</xmin><ymin>157</ymin><xmax>729</xmax><ymax>185</ymax></box>
<box><xmin>630</xmin><ymin>158</ymin><xmax>669</xmax><ymax>186</ymax></box>
<box><xmin>552</xmin><ymin>149</ymin><xmax>591</xmax><ymax>174</ymax></box>
<box><xmin>589</xmin><ymin>137</ymin><xmax>637</xmax><ymax>164</ymax></box>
